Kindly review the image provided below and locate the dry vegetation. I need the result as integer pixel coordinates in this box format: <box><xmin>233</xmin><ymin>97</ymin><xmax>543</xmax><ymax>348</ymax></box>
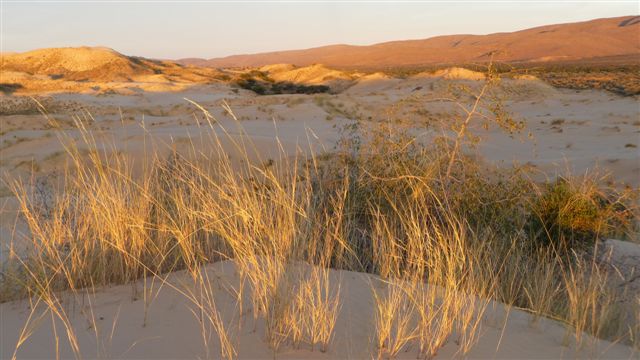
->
<box><xmin>530</xmin><ymin>64</ymin><xmax>640</xmax><ymax>96</ymax></box>
<box><xmin>236</xmin><ymin>70</ymin><xmax>331</xmax><ymax>95</ymax></box>
<box><xmin>1</xmin><ymin>70</ymin><xmax>638</xmax><ymax>359</ymax></box>
<box><xmin>375</xmin><ymin>62</ymin><xmax>640</xmax><ymax>96</ymax></box>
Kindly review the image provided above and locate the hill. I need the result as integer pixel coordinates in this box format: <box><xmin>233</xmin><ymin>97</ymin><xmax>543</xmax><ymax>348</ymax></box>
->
<box><xmin>1</xmin><ymin>47</ymin><xmax>155</xmax><ymax>82</ymax></box>
<box><xmin>0</xmin><ymin>47</ymin><xmax>227</xmax><ymax>94</ymax></box>
<box><xmin>183</xmin><ymin>16</ymin><xmax>640</xmax><ymax>68</ymax></box>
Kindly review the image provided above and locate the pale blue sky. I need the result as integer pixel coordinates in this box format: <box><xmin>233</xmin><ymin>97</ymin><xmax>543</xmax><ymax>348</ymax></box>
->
<box><xmin>2</xmin><ymin>1</ymin><xmax>638</xmax><ymax>59</ymax></box>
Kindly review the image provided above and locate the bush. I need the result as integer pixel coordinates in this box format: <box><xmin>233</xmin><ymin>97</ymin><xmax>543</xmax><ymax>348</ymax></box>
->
<box><xmin>236</xmin><ymin>72</ymin><xmax>331</xmax><ymax>95</ymax></box>
<box><xmin>237</xmin><ymin>78</ymin><xmax>267</xmax><ymax>94</ymax></box>
<box><xmin>527</xmin><ymin>177</ymin><xmax>635</xmax><ymax>251</ymax></box>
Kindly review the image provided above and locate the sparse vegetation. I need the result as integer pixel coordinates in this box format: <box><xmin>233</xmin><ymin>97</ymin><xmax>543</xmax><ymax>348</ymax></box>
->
<box><xmin>1</xmin><ymin>67</ymin><xmax>638</xmax><ymax>359</ymax></box>
<box><xmin>530</xmin><ymin>64</ymin><xmax>640</xmax><ymax>96</ymax></box>
<box><xmin>236</xmin><ymin>71</ymin><xmax>331</xmax><ymax>95</ymax></box>
<box><xmin>0</xmin><ymin>83</ymin><xmax>23</xmax><ymax>95</ymax></box>
<box><xmin>237</xmin><ymin>78</ymin><xmax>330</xmax><ymax>95</ymax></box>
<box><xmin>376</xmin><ymin>63</ymin><xmax>640</xmax><ymax>96</ymax></box>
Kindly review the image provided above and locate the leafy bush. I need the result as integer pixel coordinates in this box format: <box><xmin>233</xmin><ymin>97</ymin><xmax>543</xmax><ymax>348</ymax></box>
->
<box><xmin>238</xmin><ymin>78</ymin><xmax>330</xmax><ymax>95</ymax></box>
<box><xmin>527</xmin><ymin>178</ymin><xmax>635</xmax><ymax>251</ymax></box>
<box><xmin>237</xmin><ymin>78</ymin><xmax>267</xmax><ymax>94</ymax></box>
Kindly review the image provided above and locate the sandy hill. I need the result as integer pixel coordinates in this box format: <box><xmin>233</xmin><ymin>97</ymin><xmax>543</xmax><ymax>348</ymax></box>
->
<box><xmin>413</xmin><ymin>67</ymin><xmax>487</xmax><ymax>80</ymax></box>
<box><xmin>1</xmin><ymin>47</ymin><xmax>227</xmax><ymax>94</ymax></box>
<box><xmin>260</xmin><ymin>63</ymin><xmax>354</xmax><ymax>88</ymax></box>
<box><xmin>184</xmin><ymin>16</ymin><xmax>640</xmax><ymax>68</ymax></box>
<box><xmin>1</xmin><ymin>47</ymin><xmax>153</xmax><ymax>82</ymax></box>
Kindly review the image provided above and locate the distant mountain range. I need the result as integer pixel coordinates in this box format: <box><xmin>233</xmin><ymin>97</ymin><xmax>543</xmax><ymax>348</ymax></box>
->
<box><xmin>179</xmin><ymin>16</ymin><xmax>640</xmax><ymax>68</ymax></box>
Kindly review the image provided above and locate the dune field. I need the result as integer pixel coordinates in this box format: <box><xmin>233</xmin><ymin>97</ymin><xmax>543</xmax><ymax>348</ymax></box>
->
<box><xmin>1</xmin><ymin>15</ymin><xmax>639</xmax><ymax>360</ymax></box>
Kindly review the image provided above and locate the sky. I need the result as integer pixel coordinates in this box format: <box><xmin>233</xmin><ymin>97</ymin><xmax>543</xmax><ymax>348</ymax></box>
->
<box><xmin>2</xmin><ymin>1</ymin><xmax>638</xmax><ymax>60</ymax></box>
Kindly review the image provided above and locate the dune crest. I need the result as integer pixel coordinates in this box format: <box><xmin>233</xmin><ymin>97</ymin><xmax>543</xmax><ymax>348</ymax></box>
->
<box><xmin>263</xmin><ymin>63</ymin><xmax>354</xmax><ymax>86</ymax></box>
<box><xmin>0</xmin><ymin>47</ymin><xmax>227</xmax><ymax>94</ymax></box>
<box><xmin>2</xmin><ymin>47</ymin><xmax>148</xmax><ymax>81</ymax></box>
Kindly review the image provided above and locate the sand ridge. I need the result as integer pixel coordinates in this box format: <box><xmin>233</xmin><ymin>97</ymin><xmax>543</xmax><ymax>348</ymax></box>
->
<box><xmin>1</xmin><ymin>260</ymin><xmax>637</xmax><ymax>359</ymax></box>
<box><xmin>1</xmin><ymin>47</ymin><xmax>229</xmax><ymax>94</ymax></box>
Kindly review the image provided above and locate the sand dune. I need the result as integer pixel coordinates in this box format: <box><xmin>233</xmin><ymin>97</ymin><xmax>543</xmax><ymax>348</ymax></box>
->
<box><xmin>1</xmin><ymin>47</ymin><xmax>153</xmax><ymax>82</ymax></box>
<box><xmin>413</xmin><ymin>67</ymin><xmax>486</xmax><ymax>80</ymax></box>
<box><xmin>2</xmin><ymin>260</ymin><xmax>636</xmax><ymax>359</ymax></box>
<box><xmin>264</xmin><ymin>64</ymin><xmax>353</xmax><ymax>86</ymax></box>
<box><xmin>0</xmin><ymin>47</ymin><xmax>228</xmax><ymax>94</ymax></box>
<box><xmin>4</xmin><ymin>45</ymin><xmax>519</xmax><ymax>95</ymax></box>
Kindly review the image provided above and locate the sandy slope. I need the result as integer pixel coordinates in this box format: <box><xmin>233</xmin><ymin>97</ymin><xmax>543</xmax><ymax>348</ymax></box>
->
<box><xmin>1</xmin><ymin>47</ymin><xmax>227</xmax><ymax>94</ymax></box>
<box><xmin>1</xmin><ymin>260</ymin><xmax>636</xmax><ymax>359</ymax></box>
<box><xmin>1</xmin><ymin>48</ymin><xmax>365</xmax><ymax>95</ymax></box>
<box><xmin>413</xmin><ymin>68</ymin><xmax>486</xmax><ymax>80</ymax></box>
<box><xmin>262</xmin><ymin>64</ymin><xmax>355</xmax><ymax>90</ymax></box>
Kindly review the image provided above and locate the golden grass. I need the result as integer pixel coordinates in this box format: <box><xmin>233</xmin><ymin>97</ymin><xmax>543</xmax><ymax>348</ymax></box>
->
<box><xmin>1</xmin><ymin>88</ymin><xmax>637</xmax><ymax>359</ymax></box>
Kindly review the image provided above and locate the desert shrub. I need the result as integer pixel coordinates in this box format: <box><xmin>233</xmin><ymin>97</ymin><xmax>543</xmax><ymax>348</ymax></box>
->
<box><xmin>378</xmin><ymin>63</ymin><xmax>640</xmax><ymax>96</ymax></box>
<box><xmin>527</xmin><ymin>177</ymin><xmax>635</xmax><ymax>251</ymax></box>
<box><xmin>271</xmin><ymin>82</ymin><xmax>329</xmax><ymax>94</ymax></box>
<box><xmin>0</xmin><ymin>83</ymin><xmax>24</xmax><ymax>95</ymax></box>
<box><xmin>215</xmin><ymin>73</ymin><xmax>231</xmax><ymax>81</ymax></box>
<box><xmin>238</xmin><ymin>78</ymin><xmax>330</xmax><ymax>95</ymax></box>
<box><xmin>236</xmin><ymin>70</ymin><xmax>331</xmax><ymax>95</ymax></box>
<box><xmin>237</xmin><ymin>78</ymin><xmax>267</xmax><ymax>94</ymax></box>
<box><xmin>241</xmin><ymin>70</ymin><xmax>272</xmax><ymax>82</ymax></box>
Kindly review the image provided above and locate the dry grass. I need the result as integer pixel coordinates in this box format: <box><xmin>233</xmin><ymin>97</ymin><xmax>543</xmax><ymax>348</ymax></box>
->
<box><xmin>1</xmin><ymin>78</ymin><xmax>638</xmax><ymax>358</ymax></box>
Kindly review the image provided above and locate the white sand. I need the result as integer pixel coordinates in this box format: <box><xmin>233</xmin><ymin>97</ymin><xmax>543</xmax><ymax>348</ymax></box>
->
<box><xmin>1</xmin><ymin>260</ymin><xmax>636</xmax><ymax>359</ymax></box>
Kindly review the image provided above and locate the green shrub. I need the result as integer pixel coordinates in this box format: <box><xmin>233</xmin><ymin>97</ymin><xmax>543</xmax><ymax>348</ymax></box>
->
<box><xmin>236</xmin><ymin>71</ymin><xmax>331</xmax><ymax>95</ymax></box>
<box><xmin>527</xmin><ymin>178</ymin><xmax>635</xmax><ymax>251</ymax></box>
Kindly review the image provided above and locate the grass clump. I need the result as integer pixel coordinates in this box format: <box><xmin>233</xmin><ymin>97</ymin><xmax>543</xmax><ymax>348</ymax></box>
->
<box><xmin>528</xmin><ymin>177</ymin><xmax>636</xmax><ymax>251</ymax></box>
